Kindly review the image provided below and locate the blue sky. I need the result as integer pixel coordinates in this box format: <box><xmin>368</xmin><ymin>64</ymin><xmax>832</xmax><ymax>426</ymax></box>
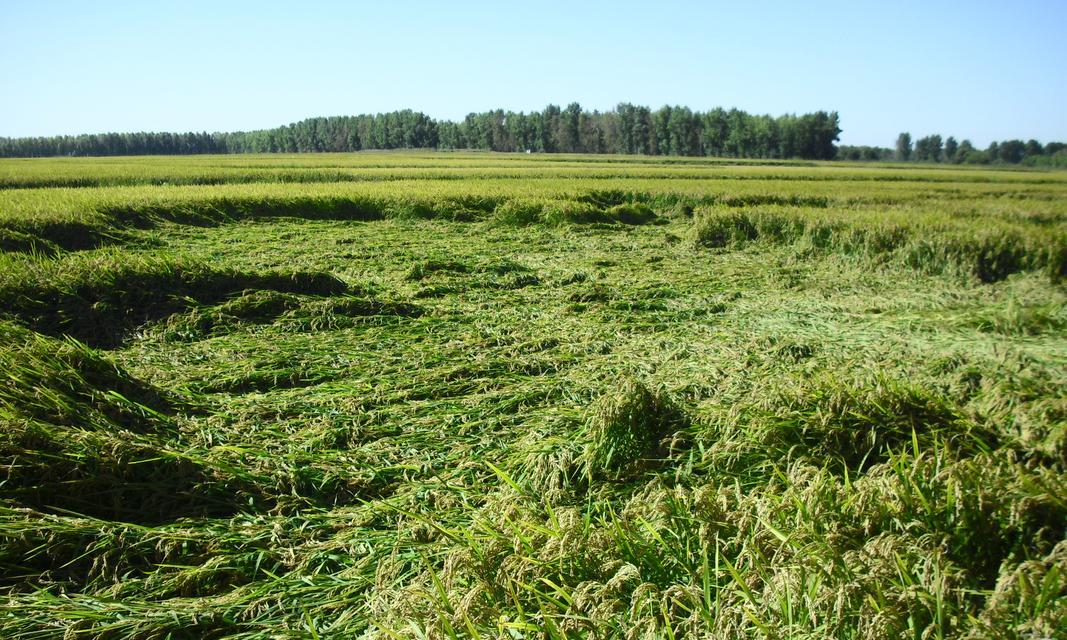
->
<box><xmin>1</xmin><ymin>0</ymin><xmax>1064</xmax><ymax>146</ymax></box>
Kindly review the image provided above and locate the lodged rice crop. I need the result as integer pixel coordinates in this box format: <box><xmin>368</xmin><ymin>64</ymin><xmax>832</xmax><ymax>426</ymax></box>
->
<box><xmin>0</xmin><ymin>151</ymin><xmax>1064</xmax><ymax>638</ymax></box>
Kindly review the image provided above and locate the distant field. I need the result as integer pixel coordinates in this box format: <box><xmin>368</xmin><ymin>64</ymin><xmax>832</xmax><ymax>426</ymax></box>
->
<box><xmin>1</xmin><ymin>153</ymin><xmax>1065</xmax><ymax>638</ymax></box>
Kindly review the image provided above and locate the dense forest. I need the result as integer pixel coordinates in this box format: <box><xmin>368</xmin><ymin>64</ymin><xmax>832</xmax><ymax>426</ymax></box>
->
<box><xmin>3</xmin><ymin>104</ymin><xmax>1063</xmax><ymax>166</ymax></box>
<box><xmin>0</xmin><ymin>104</ymin><xmax>842</xmax><ymax>160</ymax></box>
<box><xmin>838</xmin><ymin>133</ymin><xmax>1067</xmax><ymax>167</ymax></box>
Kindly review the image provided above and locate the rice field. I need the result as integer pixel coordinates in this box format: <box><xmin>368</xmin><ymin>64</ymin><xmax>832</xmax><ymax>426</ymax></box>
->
<box><xmin>1</xmin><ymin>152</ymin><xmax>1065</xmax><ymax>639</ymax></box>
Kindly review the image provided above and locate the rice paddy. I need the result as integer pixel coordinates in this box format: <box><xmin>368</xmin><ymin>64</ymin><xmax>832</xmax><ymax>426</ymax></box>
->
<box><xmin>1</xmin><ymin>152</ymin><xmax>1065</xmax><ymax>638</ymax></box>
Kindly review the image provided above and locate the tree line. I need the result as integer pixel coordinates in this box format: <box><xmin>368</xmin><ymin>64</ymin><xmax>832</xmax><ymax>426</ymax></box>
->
<box><xmin>0</xmin><ymin>104</ymin><xmax>842</xmax><ymax>160</ymax></box>
<box><xmin>838</xmin><ymin>133</ymin><xmax>1067</xmax><ymax>167</ymax></box>
<box><xmin>5</xmin><ymin>106</ymin><xmax>1059</xmax><ymax>166</ymax></box>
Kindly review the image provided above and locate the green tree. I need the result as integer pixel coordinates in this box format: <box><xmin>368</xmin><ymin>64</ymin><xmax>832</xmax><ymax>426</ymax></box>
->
<box><xmin>914</xmin><ymin>134</ymin><xmax>943</xmax><ymax>162</ymax></box>
<box><xmin>895</xmin><ymin>133</ymin><xmax>912</xmax><ymax>161</ymax></box>
<box><xmin>701</xmin><ymin>108</ymin><xmax>729</xmax><ymax>157</ymax></box>
<box><xmin>560</xmin><ymin>103</ymin><xmax>582</xmax><ymax>152</ymax></box>
<box><xmin>995</xmin><ymin>140</ymin><xmax>1026</xmax><ymax>163</ymax></box>
<box><xmin>944</xmin><ymin>136</ymin><xmax>959</xmax><ymax>163</ymax></box>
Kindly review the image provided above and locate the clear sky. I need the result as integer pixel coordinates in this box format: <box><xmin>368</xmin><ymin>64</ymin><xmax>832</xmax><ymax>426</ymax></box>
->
<box><xmin>1</xmin><ymin>0</ymin><xmax>1064</xmax><ymax>147</ymax></box>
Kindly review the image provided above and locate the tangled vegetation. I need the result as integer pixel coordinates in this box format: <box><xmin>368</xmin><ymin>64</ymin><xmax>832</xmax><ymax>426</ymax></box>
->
<box><xmin>0</xmin><ymin>152</ymin><xmax>1064</xmax><ymax>638</ymax></box>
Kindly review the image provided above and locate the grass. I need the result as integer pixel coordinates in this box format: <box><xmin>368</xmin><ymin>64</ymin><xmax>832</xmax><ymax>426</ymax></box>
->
<box><xmin>0</xmin><ymin>151</ymin><xmax>1064</xmax><ymax>638</ymax></box>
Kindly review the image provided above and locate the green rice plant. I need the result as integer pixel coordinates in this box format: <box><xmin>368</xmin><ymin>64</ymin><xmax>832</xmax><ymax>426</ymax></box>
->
<box><xmin>690</xmin><ymin>204</ymin><xmax>1066</xmax><ymax>282</ymax></box>
<box><xmin>0</xmin><ymin>227</ymin><xmax>59</xmax><ymax>256</ymax></box>
<box><xmin>581</xmin><ymin>379</ymin><xmax>687</xmax><ymax>479</ymax></box>
<box><xmin>707</xmin><ymin>370</ymin><xmax>998</xmax><ymax>474</ymax></box>
<box><xmin>781</xmin><ymin>373</ymin><xmax>993</xmax><ymax>465</ymax></box>
<box><xmin>689</xmin><ymin>209</ymin><xmax>762</xmax><ymax>247</ymax></box>
<box><xmin>541</xmin><ymin>199</ymin><xmax>606</xmax><ymax>226</ymax></box>
<box><xmin>0</xmin><ymin>152</ymin><xmax>1064</xmax><ymax>638</ymax></box>
<box><xmin>960</xmin><ymin>300</ymin><xmax>1067</xmax><ymax>336</ymax></box>
<box><xmin>405</xmin><ymin>259</ymin><xmax>470</xmax><ymax>281</ymax></box>
<box><xmin>491</xmin><ymin>198</ymin><xmax>658</xmax><ymax>226</ymax></box>
<box><xmin>0</xmin><ymin>322</ymin><xmax>179</xmax><ymax>432</ymax></box>
<box><xmin>604</xmin><ymin>203</ymin><xmax>659</xmax><ymax>225</ymax></box>
<box><xmin>970</xmin><ymin>540</ymin><xmax>1067</xmax><ymax>637</ymax></box>
<box><xmin>489</xmin><ymin>198</ymin><xmax>546</xmax><ymax>226</ymax></box>
<box><xmin>0</xmin><ymin>250</ymin><xmax>349</xmax><ymax>347</ymax></box>
<box><xmin>852</xmin><ymin>450</ymin><xmax>1067</xmax><ymax>594</ymax></box>
<box><xmin>151</xmin><ymin>292</ymin><xmax>423</xmax><ymax>342</ymax></box>
<box><xmin>0</xmin><ymin>324</ymin><xmax>263</xmax><ymax>522</ymax></box>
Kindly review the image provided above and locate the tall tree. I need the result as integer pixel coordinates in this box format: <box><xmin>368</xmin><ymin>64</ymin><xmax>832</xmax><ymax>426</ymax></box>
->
<box><xmin>914</xmin><ymin>134</ymin><xmax>943</xmax><ymax>162</ymax></box>
<box><xmin>944</xmin><ymin>136</ymin><xmax>958</xmax><ymax>163</ymax></box>
<box><xmin>895</xmin><ymin>133</ymin><xmax>912</xmax><ymax>161</ymax></box>
<box><xmin>559</xmin><ymin>103</ymin><xmax>582</xmax><ymax>152</ymax></box>
<box><xmin>0</xmin><ymin>103</ymin><xmax>864</xmax><ymax>160</ymax></box>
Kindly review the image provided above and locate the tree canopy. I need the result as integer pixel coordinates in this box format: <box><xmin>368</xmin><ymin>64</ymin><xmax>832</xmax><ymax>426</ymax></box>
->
<box><xmin>0</xmin><ymin>104</ymin><xmax>841</xmax><ymax>160</ymax></box>
<box><xmin>8</xmin><ymin>106</ymin><xmax>1060</xmax><ymax>166</ymax></box>
<box><xmin>840</xmin><ymin>133</ymin><xmax>1066</xmax><ymax>167</ymax></box>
